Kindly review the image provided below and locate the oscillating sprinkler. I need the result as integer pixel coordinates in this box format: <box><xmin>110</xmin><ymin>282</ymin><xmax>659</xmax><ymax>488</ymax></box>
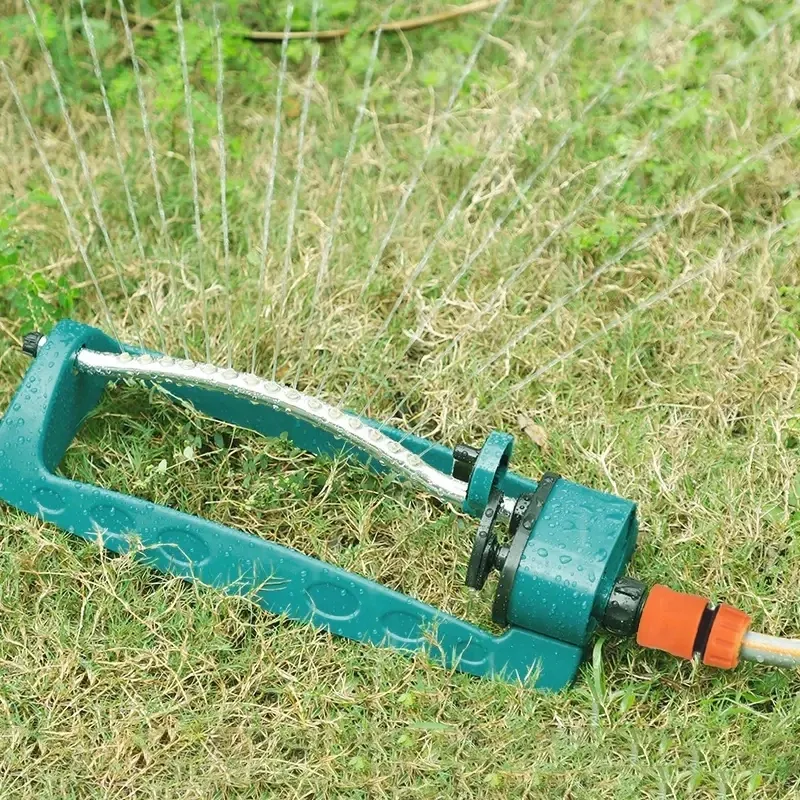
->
<box><xmin>0</xmin><ymin>320</ymin><xmax>794</xmax><ymax>690</ymax></box>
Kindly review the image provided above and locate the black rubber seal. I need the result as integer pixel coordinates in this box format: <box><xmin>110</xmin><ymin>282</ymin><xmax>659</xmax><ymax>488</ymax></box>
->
<box><xmin>692</xmin><ymin>604</ymin><xmax>719</xmax><ymax>659</ymax></box>
<box><xmin>492</xmin><ymin>472</ymin><xmax>560</xmax><ymax>626</ymax></box>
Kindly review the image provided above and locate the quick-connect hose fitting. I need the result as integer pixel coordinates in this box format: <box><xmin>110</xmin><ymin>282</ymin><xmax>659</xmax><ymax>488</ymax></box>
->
<box><xmin>635</xmin><ymin>584</ymin><xmax>751</xmax><ymax>669</ymax></box>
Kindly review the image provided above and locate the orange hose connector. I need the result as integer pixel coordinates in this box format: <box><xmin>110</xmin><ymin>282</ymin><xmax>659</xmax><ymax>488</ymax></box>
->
<box><xmin>636</xmin><ymin>584</ymin><xmax>751</xmax><ymax>669</ymax></box>
<box><xmin>703</xmin><ymin>604</ymin><xmax>751</xmax><ymax>669</ymax></box>
<box><xmin>636</xmin><ymin>584</ymin><xmax>707</xmax><ymax>659</ymax></box>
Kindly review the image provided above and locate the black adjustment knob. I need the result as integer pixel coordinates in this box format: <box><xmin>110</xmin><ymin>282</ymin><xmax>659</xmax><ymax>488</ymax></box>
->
<box><xmin>465</xmin><ymin>489</ymin><xmax>504</xmax><ymax>589</ymax></box>
<box><xmin>602</xmin><ymin>577</ymin><xmax>648</xmax><ymax>636</ymax></box>
<box><xmin>21</xmin><ymin>331</ymin><xmax>44</xmax><ymax>358</ymax></box>
<box><xmin>452</xmin><ymin>443</ymin><xmax>479</xmax><ymax>483</ymax></box>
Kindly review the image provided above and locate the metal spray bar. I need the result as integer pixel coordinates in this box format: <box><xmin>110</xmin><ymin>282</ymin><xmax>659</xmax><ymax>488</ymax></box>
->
<box><xmin>75</xmin><ymin>348</ymin><xmax>481</xmax><ymax>511</ymax></box>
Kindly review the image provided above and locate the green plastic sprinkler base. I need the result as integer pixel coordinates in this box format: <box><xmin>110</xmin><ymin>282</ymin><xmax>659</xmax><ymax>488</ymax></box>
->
<box><xmin>0</xmin><ymin>320</ymin><xmax>638</xmax><ymax>690</ymax></box>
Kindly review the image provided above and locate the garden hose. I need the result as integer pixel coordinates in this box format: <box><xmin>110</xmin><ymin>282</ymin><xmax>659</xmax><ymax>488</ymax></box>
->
<box><xmin>740</xmin><ymin>632</ymin><xmax>800</xmax><ymax>668</ymax></box>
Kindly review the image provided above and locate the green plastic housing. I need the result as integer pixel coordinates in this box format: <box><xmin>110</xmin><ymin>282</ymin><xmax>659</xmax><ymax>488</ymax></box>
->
<box><xmin>0</xmin><ymin>320</ymin><xmax>637</xmax><ymax>689</ymax></box>
<box><xmin>508</xmin><ymin>479</ymin><xmax>637</xmax><ymax>645</ymax></box>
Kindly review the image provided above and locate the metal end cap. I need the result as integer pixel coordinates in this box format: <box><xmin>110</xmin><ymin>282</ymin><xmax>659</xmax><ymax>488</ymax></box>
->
<box><xmin>21</xmin><ymin>331</ymin><xmax>44</xmax><ymax>358</ymax></box>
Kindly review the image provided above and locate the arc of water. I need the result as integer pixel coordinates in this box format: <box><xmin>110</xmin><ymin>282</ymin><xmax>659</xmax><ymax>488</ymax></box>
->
<box><xmin>117</xmin><ymin>0</ymin><xmax>167</xmax><ymax>233</ymax></box>
<box><xmin>289</xmin><ymin>3</ymin><xmax>394</xmax><ymax>389</ymax></box>
<box><xmin>212</xmin><ymin>4</ymin><xmax>233</xmax><ymax>369</ymax></box>
<box><xmin>251</xmin><ymin>1</ymin><xmax>295</xmax><ymax>373</ymax></box>
<box><xmin>79</xmin><ymin>0</ymin><xmax>166</xmax><ymax>352</ymax></box>
<box><xmin>445</xmin><ymin>3</ymin><xmax>800</xmax><ymax>372</ymax></box>
<box><xmin>398</xmin><ymin>123</ymin><xmax>795</xmax><ymax>432</ymax></box>
<box><xmin>1</xmin><ymin>61</ymin><xmax>121</xmax><ymax>348</ymax></box>
<box><xmin>479</xmin><ymin>125</ymin><xmax>800</xmax><ymax>375</ymax></box>
<box><xmin>358</xmin><ymin>0</ymin><xmax>511</xmax><ymax>300</ymax></box>
<box><xmin>331</xmin><ymin>0</ymin><xmax>601</xmax><ymax>403</ymax></box>
<box><xmin>24</xmin><ymin>0</ymin><xmax>137</xmax><ymax>339</ymax></box>
<box><xmin>271</xmin><ymin>0</ymin><xmax>321</xmax><ymax>382</ymax></box>
<box><xmin>175</xmin><ymin>0</ymin><xmax>211</xmax><ymax>362</ymax></box>
<box><xmin>377</xmin><ymin>5</ymin><xmax>799</xmax><ymax>431</ymax></box>
<box><xmin>334</xmin><ymin>0</ymin><xmax>744</xmax><ymax>409</ymax></box>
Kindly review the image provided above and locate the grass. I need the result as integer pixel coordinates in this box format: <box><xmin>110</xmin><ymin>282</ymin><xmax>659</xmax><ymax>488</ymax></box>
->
<box><xmin>1</xmin><ymin>0</ymin><xmax>800</xmax><ymax>796</ymax></box>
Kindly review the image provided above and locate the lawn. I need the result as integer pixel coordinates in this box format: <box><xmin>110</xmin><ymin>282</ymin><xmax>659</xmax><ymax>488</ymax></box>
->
<box><xmin>1</xmin><ymin>0</ymin><xmax>799</xmax><ymax>796</ymax></box>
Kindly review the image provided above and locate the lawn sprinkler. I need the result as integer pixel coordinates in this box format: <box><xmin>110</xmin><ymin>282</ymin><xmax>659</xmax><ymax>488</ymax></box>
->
<box><xmin>1</xmin><ymin>319</ymin><xmax>794</xmax><ymax>690</ymax></box>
